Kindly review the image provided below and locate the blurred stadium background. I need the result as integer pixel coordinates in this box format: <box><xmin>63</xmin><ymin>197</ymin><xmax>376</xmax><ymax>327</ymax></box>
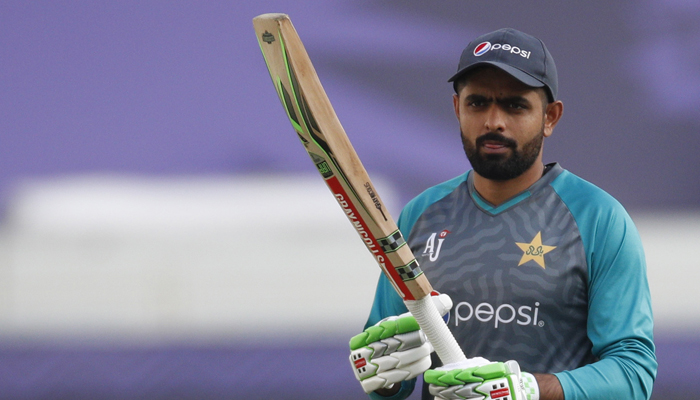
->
<box><xmin>1</xmin><ymin>1</ymin><xmax>698</xmax><ymax>399</ymax></box>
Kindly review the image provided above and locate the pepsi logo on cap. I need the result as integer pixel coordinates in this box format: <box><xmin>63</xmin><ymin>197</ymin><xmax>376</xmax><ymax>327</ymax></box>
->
<box><xmin>473</xmin><ymin>42</ymin><xmax>491</xmax><ymax>56</ymax></box>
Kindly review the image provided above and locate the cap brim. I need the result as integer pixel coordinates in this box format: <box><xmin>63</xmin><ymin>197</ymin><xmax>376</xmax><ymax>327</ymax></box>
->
<box><xmin>448</xmin><ymin>61</ymin><xmax>545</xmax><ymax>89</ymax></box>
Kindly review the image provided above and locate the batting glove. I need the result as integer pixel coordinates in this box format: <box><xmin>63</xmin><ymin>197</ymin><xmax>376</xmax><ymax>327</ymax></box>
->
<box><xmin>349</xmin><ymin>293</ymin><xmax>452</xmax><ymax>394</ymax></box>
<box><xmin>425</xmin><ymin>358</ymin><xmax>539</xmax><ymax>400</ymax></box>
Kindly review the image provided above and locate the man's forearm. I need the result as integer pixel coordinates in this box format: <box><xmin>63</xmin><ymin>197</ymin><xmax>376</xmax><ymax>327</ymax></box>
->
<box><xmin>374</xmin><ymin>384</ymin><xmax>401</xmax><ymax>397</ymax></box>
<box><xmin>534</xmin><ymin>373</ymin><xmax>564</xmax><ymax>400</ymax></box>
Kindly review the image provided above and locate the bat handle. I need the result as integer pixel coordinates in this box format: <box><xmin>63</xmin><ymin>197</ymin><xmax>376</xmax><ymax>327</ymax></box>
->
<box><xmin>405</xmin><ymin>295</ymin><xmax>467</xmax><ymax>365</ymax></box>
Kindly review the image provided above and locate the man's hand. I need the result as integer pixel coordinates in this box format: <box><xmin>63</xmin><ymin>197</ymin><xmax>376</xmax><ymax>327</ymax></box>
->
<box><xmin>349</xmin><ymin>293</ymin><xmax>452</xmax><ymax>394</ymax></box>
<box><xmin>424</xmin><ymin>358</ymin><xmax>540</xmax><ymax>400</ymax></box>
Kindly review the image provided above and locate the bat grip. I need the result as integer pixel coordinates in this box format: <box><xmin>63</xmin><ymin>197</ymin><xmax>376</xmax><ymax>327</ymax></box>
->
<box><xmin>405</xmin><ymin>295</ymin><xmax>467</xmax><ymax>365</ymax></box>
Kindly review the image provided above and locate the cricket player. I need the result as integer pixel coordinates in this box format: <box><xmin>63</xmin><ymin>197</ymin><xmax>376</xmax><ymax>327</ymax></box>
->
<box><xmin>349</xmin><ymin>28</ymin><xmax>656</xmax><ymax>400</ymax></box>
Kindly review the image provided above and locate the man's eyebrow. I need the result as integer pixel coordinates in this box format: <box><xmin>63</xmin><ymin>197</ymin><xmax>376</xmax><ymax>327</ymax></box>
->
<box><xmin>464</xmin><ymin>94</ymin><xmax>531</xmax><ymax>105</ymax></box>
<box><xmin>465</xmin><ymin>94</ymin><xmax>491</xmax><ymax>102</ymax></box>
<box><xmin>495</xmin><ymin>95</ymin><xmax>530</xmax><ymax>105</ymax></box>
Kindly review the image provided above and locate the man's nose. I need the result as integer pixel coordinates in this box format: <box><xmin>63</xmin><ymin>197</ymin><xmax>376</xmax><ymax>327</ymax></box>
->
<box><xmin>484</xmin><ymin>105</ymin><xmax>506</xmax><ymax>132</ymax></box>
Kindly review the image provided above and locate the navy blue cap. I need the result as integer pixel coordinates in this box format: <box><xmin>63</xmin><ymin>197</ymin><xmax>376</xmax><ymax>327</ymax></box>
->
<box><xmin>448</xmin><ymin>28</ymin><xmax>558</xmax><ymax>101</ymax></box>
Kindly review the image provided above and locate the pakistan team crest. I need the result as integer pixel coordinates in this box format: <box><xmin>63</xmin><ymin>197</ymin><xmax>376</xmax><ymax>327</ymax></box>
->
<box><xmin>515</xmin><ymin>231</ymin><xmax>556</xmax><ymax>269</ymax></box>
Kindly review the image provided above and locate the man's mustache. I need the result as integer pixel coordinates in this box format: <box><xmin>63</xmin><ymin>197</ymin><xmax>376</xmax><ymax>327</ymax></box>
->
<box><xmin>476</xmin><ymin>132</ymin><xmax>517</xmax><ymax>148</ymax></box>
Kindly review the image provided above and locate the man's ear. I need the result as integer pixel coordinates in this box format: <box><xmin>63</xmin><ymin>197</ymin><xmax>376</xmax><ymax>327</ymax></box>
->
<box><xmin>453</xmin><ymin>93</ymin><xmax>460</xmax><ymax>120</ymax></box>
<box><xmin>543</xmin><ymin>100</ymin><xmax>563</xmax><ymax>138</ymax></box>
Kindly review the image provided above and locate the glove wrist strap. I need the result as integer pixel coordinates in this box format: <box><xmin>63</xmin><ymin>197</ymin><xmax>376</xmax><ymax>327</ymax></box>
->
<box><xmin>521</xmin><ymin>372</ymin><xmax>540</xmax><ymax>400</ymax></box>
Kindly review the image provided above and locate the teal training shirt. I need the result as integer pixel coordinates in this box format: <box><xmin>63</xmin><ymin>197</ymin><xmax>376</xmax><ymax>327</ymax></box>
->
<box><xmin>365</xmin><ymin>163</ymin><xmax>656</xmax><ymax>400</ymax></box>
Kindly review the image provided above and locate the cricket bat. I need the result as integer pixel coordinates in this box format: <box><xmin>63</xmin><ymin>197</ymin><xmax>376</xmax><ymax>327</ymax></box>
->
<box><xmin>253</xmin><ymin>13</ymin><xmax>466</xmax><ymax>366</ymax></box>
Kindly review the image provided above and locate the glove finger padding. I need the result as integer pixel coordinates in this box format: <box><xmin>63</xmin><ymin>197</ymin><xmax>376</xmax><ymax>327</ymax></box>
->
<box><xmin>349</xmin><ymin>314</ymin><xmax>433</xmax><ymax>393</ymax></box>
<box><xmin>349</xmin><ymin>293</ymin><xmax>453</xmax><ymax>394</ymax></box>
<box><xmin>354</xmin><ymin>341</ymin><xmax>433</xmax><ymax>393</ymax></box>
<box><xmin>425</xmin><ymin>359</ymin><xmax>539</xmax><ymax>400</ymax></box>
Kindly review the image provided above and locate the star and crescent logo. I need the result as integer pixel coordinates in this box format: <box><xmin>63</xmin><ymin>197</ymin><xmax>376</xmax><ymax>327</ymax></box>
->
<box><xmin>515</xmin><ymin>232</ymin><xmax>556</xmax><ymax>269</ymax></box>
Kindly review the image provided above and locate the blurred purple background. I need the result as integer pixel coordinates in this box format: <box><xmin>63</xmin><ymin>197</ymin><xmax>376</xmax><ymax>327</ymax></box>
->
<box><xmin>2</xmin><ymin>1</ymin><xmax>698</xmax><ymax>211</ymax></box>
<box><xmin>1</xmin><ymin>1</ymin><xmax>698</xmax><ymax>399</ymax></box>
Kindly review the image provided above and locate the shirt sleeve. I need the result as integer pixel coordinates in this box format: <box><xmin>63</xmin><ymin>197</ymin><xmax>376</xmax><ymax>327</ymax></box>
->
<box><xmin>362</xmin><ymin>272</ymin><xmax>415</xmax><ymax>400</ymax></box>
<box><xmin>362</xmin><ymin>173</ymin><xmax>470</xmax><ymax>400</ymax></box>
<box><xmin>363</xmin><ymin>177</ymin><xmax>460</xmax><ymax>328</ymax></box>
<box><xmin>552</xmin><ymin>173</ymin><xmax>657</xmax><ymax>399</ymax></box>
<box><xmin>361</xmin><ymin>197</ymin><xmax>431</xmax><ymax>400</ymax></box>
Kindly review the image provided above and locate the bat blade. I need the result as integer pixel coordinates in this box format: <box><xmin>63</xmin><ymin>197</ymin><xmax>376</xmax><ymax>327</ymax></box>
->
<box><xmin>252</xmin><ymin>13</ymin><xmax>466</xmax><ymax>365</ymax></box>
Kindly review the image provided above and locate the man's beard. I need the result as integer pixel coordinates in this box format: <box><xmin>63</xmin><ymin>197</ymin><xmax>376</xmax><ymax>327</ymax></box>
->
<box><xmin>461</xmin><ymin>126</ymin><xmax>544</xmax><ymax>181</ymax></box>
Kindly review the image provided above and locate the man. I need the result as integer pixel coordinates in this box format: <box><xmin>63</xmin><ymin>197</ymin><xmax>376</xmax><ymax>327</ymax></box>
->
<box><xmin>349</xmin><ymin>28</ymin><xmax>656</xmax><ymax>400</ymax></box>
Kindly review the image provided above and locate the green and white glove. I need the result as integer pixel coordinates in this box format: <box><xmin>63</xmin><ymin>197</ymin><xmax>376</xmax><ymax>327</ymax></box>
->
<box><xmin>425</xmin><ymin>358</ymin><xmax>540</xmax><ymax>400</ymax></box>
<box><xmin>349</xmin><ymin>293</ymin><xmax>452</xmax><ymax>394</ymax></box>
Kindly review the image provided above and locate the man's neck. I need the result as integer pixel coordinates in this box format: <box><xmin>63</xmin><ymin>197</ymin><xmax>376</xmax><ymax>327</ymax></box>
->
<box><xmin>473</xmin><ymin>162</ymin><xmax>545</xmax><ymax>206</ymax></box>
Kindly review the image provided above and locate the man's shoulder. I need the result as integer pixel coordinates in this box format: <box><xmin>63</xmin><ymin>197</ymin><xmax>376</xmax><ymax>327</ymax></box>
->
<box><xmin>398</xmin><ymin>171</ymin><xmax>470</xmax><ymax>234</ymax></box>
<box><xmin>405</xmin><ymin>172</ymin><xmax>469</xmax><ymax>210</ymax></box>
<box><xmin>550</xmin><ymin>167</ymin><xmax>626</xmax><ymax>213</ymax></box>
<box><xmin>550</xmin><ymin>167</ymin><xmax>634</xmax><ymax>238</ymax></box>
